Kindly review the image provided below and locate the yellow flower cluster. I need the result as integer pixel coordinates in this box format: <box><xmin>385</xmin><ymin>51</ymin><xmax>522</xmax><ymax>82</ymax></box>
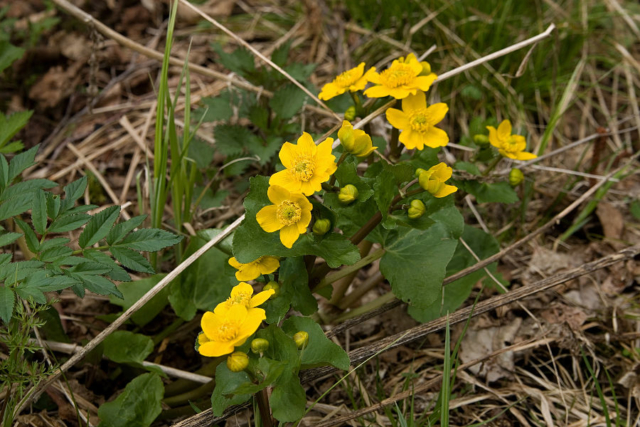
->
<box><xmin>198</xmin><ymin>283</ymin><xmax>274</xmax><ymax>358</ymax></box>
<box><xmin>487</xmin><ymin>120</ymin><xmax>537</xmax><ymax>161</ymax></box>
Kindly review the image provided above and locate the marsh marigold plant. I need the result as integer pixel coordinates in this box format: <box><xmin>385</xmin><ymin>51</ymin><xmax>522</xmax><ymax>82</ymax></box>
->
<box><xmin>198</xmin><ymin>304</ymin><xmax>265</xmax><ymax>357</ymax></box>
<box><xmin>318</xmin><ymin>62</ymin><xmax>376</xmax><ymax>101</ymax></box>
<box><xmin>256</xmin><ymin>185</ymin><xmax>313</xmax><ymax>248</ymax></box>
<box><xmin>386</xmin><ymin>91</ymin><xmax>449</xmax><ymax>150</ymax></box>
<box><xmin>487</xmin><ymin>120</ymin><xmax>537</xmax><ymax>160</ymax></box>
<box><xmin>338</xmin><ymin>121</ymin><xmax>377</xmax><ymax>157</ymax></box>
<box><xmin>418</xmin><ymin>163</ymin><xmax>458</xmax><ymax>198</ymax></box>
<box><xmin>228</xmin><ymin>256</ymin><xmax>280</xmax><ymax>281</ymax></box>
<box><xmin>214</xmin><ymin>282</ymin><xmax>275</xmax><ymax>316</ymax></box>
<box><xmin>365</xmin><ymin>53</ymin><xmax>437</xmax><ymax>99</ymax></box>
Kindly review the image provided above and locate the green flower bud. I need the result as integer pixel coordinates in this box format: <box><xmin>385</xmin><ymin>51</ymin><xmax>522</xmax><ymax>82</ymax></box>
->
<box><xmin>263</xmin><ymin>281</ymin><xmax>280</xmax><ymax>298</ymax></box>
<box><xmin>509</xmin><ymin>168</ymin><xmax>524</xmax><ymax>186</ymax></box>
<box><xmin>338</xmin><ymin>184</ymin><xmax>359</xmax><ymax>204</ymax></box>
<box><xmin>473</xmin><ymin>134</ymin><xmax>490</xmax><ymax>145</ymax></box>
<box><xmin>226</xmin><ymin>351</ymin><xmax>249</xmax><ymax>372</ymax></box>
<box><xmin>344</xmin><ymin>106</ymin><xmax>357</xmax><ymax>121</ymax></box>
<box><xmin>415</xmin><ymin>167</ymin><xmax>427</xmax><ymax>178</ymax></box>
<box><xmin>312</xmin><ymin>218</ymin><xmax>331</xmax><ymax>236</ymax></box>
<box><xmin>293</xmin><ymin>331</ymin><xmax>309</xmax><ymax>349</ymax></box>
<box><xmin>408</xmin><ymin>199</ymin><xmax>426</xmax><ymax>219</ymax></box>
<box><xmin>251</xmin><ymin>338</ymin><xmax>269</xmax><ymax>355</ymax></box>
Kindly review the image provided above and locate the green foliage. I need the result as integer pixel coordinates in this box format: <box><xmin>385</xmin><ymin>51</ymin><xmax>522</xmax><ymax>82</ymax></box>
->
<box><xmin>103</xmin><ymin>331</ymin><xmax>154</xmax><ymax>365</ymax></box>
<box><xmin>282</xmin><ymin>316</ymin><xmax>350</xmax><ymax>370</ymax></box>
<box><xmin>109</xmin><ymin>275</ymin><xmax>169</xmax><ymax>327</ymax></box>
<box><xmin>211</xmin><ymin>363</ymin><xmax>252</xmax><ymax>416</ymax></box>
<box><xmin>460</xmin><ymin>180</ymin><xmax>519</xmax><ymax>204</ymax></box>
<box><xmin>97</xmin><ymin>373</ymin><xmax>164</xmax><ymax>427</ymax></box>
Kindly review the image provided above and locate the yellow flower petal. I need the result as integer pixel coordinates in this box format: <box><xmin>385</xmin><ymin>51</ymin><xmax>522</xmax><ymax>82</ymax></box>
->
<box><xmin>267</xmin><ymin>185</ymin><xmax>290</xmax><ymax>205</ymax></box>
<box><xmin>199</xmin><ymin>341</ymin><xmax>235</xmax><ymax>357</ymax></box>
<box><xmin>231</xmin><ymin>282</ymin><xmax>254</xmax><ymax>299</ymax></box>
<box><xmin>258</xmin><ymin>256</ymin><xmax>280</xmax><ymax>275</ymax></box>
<box><xmin>250</xmin><ymin>290</ymin><xmax>275</xmax><ymax>308</ymax></box>
<box><xmin>319</xmin><ymin>82</ymin><xmax>344</xmax><ymax>101</ymax></box>
<box><xmin>366</xmin><ymin>69</ymin><xmax>380</xmax><ymax>84</ymax></box>
<box><xmin>431</xmin><ymin>162</ymin><xmax>453</xmax><ymax>181</ymax></box>
<box><xmin>399</xmin><ymin>129</ymin><xmax>423</xmax><ymax>150</ymax></box>
<box><xmin>426</xmin><ymin>103</ymin><xmax>448</xmax><ymax>125</ymax></box>
<box><xmin>235</xmin><ymin>263</ymin><xmax>261</xmax><ymax>281</ymax></box>
<box><xmin>515</xmin><ymin>151</ymin><xmax>537</xmax><ymax>160</ymax></box>
<box><xmin>402</xmin><ymin>91</ymin><xmax>426</xmax><ymax>113</ymax></box>
<box><xmin>388</xmin><ymin>87</ymin><xmax>414</xmax><ymax>99</ymax></box>
<box><xmin>270</xmin><ymin>169</ymin><xmax>299</xmax><ymax>193</ymax></box>
<box><xmin>486</xmin><ymin>126</ymin><xmax>500</xmax><ymax>148</ymax></box>
<box><xmin>280</xmin><ymin>224</ymin><xmax>300</xmax><ymax>248</ymax></box>
<box><xmin>228</xmin><ymin>257</ymin><xmax>242</xmax><ymax>269</ymax></box>
<box><xmin>386</xmin><ymin>108</ymin><xmax>410</xmax><ymax>130</ymax></box>
<box><xmin>497</xmin><ymin>120</ymin><xmax>512</xmax><ymax>140</ymax></box>
<box><xmin>297</xmin><ymin>132</ymin><xmax>317</xmax><ymax>157</ymax></box>
<box><xmin>364</xmin><ymin>84</ymin><xmax>390</xmax><ymax>98</ymax></box>
<box><xmin>423</xmin><ymin>127</ymin><xmax>449</xmax><ymax>148</ymax></box>
<box><xmin>298</xmin><ymin>208</ymin><xmax>312</xmax><ymax>233</ymax></box>
<box><xmin>257</xmin><ymin>205</ymin><xmax>283</xmax><ymax>233</ymax></box>
<box><xmin>201</xmin><ymin>311</ymin><xmax>222</xmax><ymax>339</ymax></box>
<box><xmin>415</xmin><ymin>74</ymin><xmax>437</xmax><ymax>92</ymax></box>
<box><xmin>434</xmin><ymin>184</ymin><xmax>458</xmax><ymax>198</ymax></box>
<box><xmin>238</xmin><ymin>307</ymin><xmax>266</xmax><ymax>337</ymax></box>
<box><xmin>279</xmin><ymin>142</ymin><xmax>297</xmax><ymax>169</ymax></box>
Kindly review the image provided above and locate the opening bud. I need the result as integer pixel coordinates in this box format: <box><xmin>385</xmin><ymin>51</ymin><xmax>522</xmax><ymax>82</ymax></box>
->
<box><xmin>344</xmin><ymin>105</ymin><xmax>357</xmax><ymax>121</ymax></box>
<box><xmin>338</xmin><ymin>184</ymin><xmax>359</xmax><ymax>204</ymax></box>
<box><xmin>293</xmin><ymin>331</ymin><xmax>309</xmax><ymax>349</ymax></box>
<box><xmin>226</xmin><ymin>351</ymin><xmax>249</xmax><ymax>372</ymax></box>
<box><xmin>313</xmin><ymin>218</ymin><xmax>332</xmax><ymax>236</ymax></box>
<box><xmin>263</xmin><ymin>281</ymin><xmax>280</xmax><ymax>298</ymax></box>
<box><xmin>473</xmin><ymin>134</ymin><xmax>490</xmax><ymax>145</ymax></box>
<box><xmin>509</xmin><ymin>168</ymin><xmax>524</xmax><ymax>186</ymax></box>
<box><xmin>408</xmin><ymin>199</ymin><xmax>426</xmax><ymax>219</ymax></box>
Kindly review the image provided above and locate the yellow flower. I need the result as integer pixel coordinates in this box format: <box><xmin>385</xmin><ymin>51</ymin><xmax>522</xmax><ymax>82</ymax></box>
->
<box><xmin>487</xmin><ymin>120</ymin><xmax>537</xmax><ymax>161</ymax></box>
<box><xmin>338</xmin><ymin>121</ymin><xmax>377</xmax><ymax>157</ymax></box>
<box><xmin>256</xmin><ymin>185</ymin><xmax>313</xmax><ymax>248</ymax></box>
<box><xmin>269</xmin><ymin>133</ymin><xmax>337</xmax><ymax>196</ymax></box>
<box><xmin>386</xmin><ymin>91</ymin><xmax>449</xmax><ymax>150</ymax></box>
<box><xmin>228</xmin><ymin>256</ymin><xmax>280</xmax><ymax>281</ymax></box>
<box><xmin>319</xmin><ymin>63</ymin><xmax>376</xmax><ymax>101</ymax></box>
<box><xmin>364</xmin><ymin>53</ymin><xmax>437</xmax><ymax>99</ymax></box>
<box><xmin>418</xmin><ymin>163</ymin><xmax>458</xmax><ymax>198</ymax></box>
<box><xmin>214</xmin><ymin>282</ymin><xmax>275</xmax><ymax>316</ymax></box>
<box><xmin>198</xmin><ymin>304</ymin><xmax>264</xmax><ymax>357</ymax></box>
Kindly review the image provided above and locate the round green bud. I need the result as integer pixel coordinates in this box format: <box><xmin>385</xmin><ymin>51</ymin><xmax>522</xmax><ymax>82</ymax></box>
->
<box><xmin>473</xmin><ymin>134</ymin><xmax>490</xmax><ymax>145</ymax></box>
<box><xmin>251</xmin><ymin>338</ymin><xmax>269</xmax><ymax>355</ymax></box>
<box><xmin>338</xmin><ymin>184</ymin><xmax>359</xmax><ymax>204</ymax></box>
<box><xmin>509</xmin><ymin>168</ymin><xmax>524</xmax><ymax>186</ymax></box>
<box><xmin>408</xmin><ymin>199</ymin><xmax>426</xmax><ymax>219</ymax></box>
<box><xmin>344</xmin><ymin>105</ymin><xmax>357</xmax><ymax>121</ymax></box>
<box><xmin>226</xmin><ymin>351</ymin><xmax>249</xmax><ymax>372</ymax></box>
<box><xmin>415</xmin><ymin>167</ymin><xmax>427</xmax><ymax>178</ymax></box>
<box><xmin>263</xmin><ymin>281</ymin><xmax>280</xmax><ymax>298</ymax></box>
<box><xmin>293</xmin><ymin>331</ymin><xmax>309</xmax><ymax>349</ymax></box>
<box><xmin>312</xmin><ymin>218</ymin><xmax>332</xmax><ymax>236</ymax></box>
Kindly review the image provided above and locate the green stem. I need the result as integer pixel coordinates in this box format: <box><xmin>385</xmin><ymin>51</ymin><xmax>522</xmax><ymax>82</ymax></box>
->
<box><xmin>314</xmin><ymin>247</ymin><xmax>385</xmax><ymax>292</ymax></box>
<box><xmin>72</xmin><ymin>245</ymin><xmax>109</xmax><ymax>255</ymax></box>
<box><xmin>388</xmin><ymin>127</ymin><xmax>400</xmax><ymax>161</ymax></box>
<box><xmin>162</xmin><ymin>378</ymin><xmax>216</xmax><ymax>407</ymax></box>
<box><xmin>152</xmin><ymin>318</ymin><xmax>184</xmax><ymax>345</ymax></box>
<box><xmin>482</xmin><ymin>156</ymin><xmax>501</xmax><ymax>176</ymax></box>
<box><xmin>256</xmin><ymin>389</ymin><xmax>274</xmax><ymax>427</ymax></box>
<box><xmin>329</xmin><ymin>240</ymin><xmax>373</xmax><ymax>305</ymax></box>
<box><xmin>349</xmin><ymin>91</ymin><xmax>362</xmax><ymax>115</ymax></box>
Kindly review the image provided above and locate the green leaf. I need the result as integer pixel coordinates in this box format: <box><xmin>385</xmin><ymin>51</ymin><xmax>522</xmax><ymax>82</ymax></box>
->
<box><xmin>168</xmin><ymin>230</ymin><xmax>235</xmax><ymax>320</ymax></box>
<box><xmin>97</xmin><ymin>373</ymin><xmax>164</xmax><ymax>427</ymax></box>
<box><xmin>630</xmin><ymin>200</ymin><xmax>640</xmax><ymax>220</ymax></box>
<box><xmin>269</xmin><ymin>83</ymin><xmax>307</xmax><ymax>119</ymax></box>
<box><xmin>232</xmin><ymin>357</ymin><xmax>286</xmax><ymax>395</ymax></box>
<box><xmin>187</xmin><ymin>138</ymin><xmax>215</xmax><ymax>169</ymax></box>
<box><xmin>454</xmin><ymin>161</ymin><xmax>481</xmax><ymax>176</ymax></box>
<box><xmin>8</xmin><ymin>145</ymin><xmax>39</xmax><ymax>183</ymax></box>
<box><xmin>84</xmin><ymin>249</ymin><xmax>131</xmax><ymax>282</ymax></box>
<box><xmin>32</xmin><ymin>189</ymin><xmax>48</xmax><ymax>234</ymax></box>
<box><xmin>380</xmin><ymin>221</ymin><xmax>460</xmax><ymax>309</ymax></box>
<box><xmin>264</xmin><ymin>257</ymin><xmax>315</xmax><ymax>323</ymax></box>
<box><xmin>48</xmin><ymin>213</ymin><xmax>91</xmax><ymax>233</ymax></box>
<box><xmin>256</xmin><ymin>324</ymin><xmax>299</xmax><ymax>368</ymax></box>
<box><xmin>0</xmin><ymin>41</ymin><xmax>25</xmax><ymax>75</ymax></box>
<box><xmin>0</xmin><ymin>285</ymin><xmax>14</xmax><ymax>323</ymax></box>
<box><xmin>0</xmin><ymin>179</ymin><xmax>56</xmax><ymax>202</ymax></box>
<box><xmin>0</xmin><ymin>232</ymin><xmax>21</xmax><ymax>248</ymax></box>
<box><xmin>110</xmin><ymin>247</ymin><xmax>154</xmax><ymax>274</ymax></box>
<box><xmin>0</xmin><ymin>141</ymin><xmax>23</xmax><ymax>154</ymax></box>
<box><xmin>61</xmin><ymin>176</ymin><xmax>88</xmax><ymax>212</ymax></box>
<box><xmin>212</xmin><ymin>44</ymin><xmax>255</xmax><ymax>77</ymax></box>
<box><xmin>333</xmin><ymin>160</ymin><xmax>374</xmax><ymax>202</ymax></box>
<box><xmin>408</xmin><ymin>225</ymin><xmax>500</xmax><ymax>322</ymax></box>
<box><xmin>0</xmin><ymin>260</ymin><xmax>44</xmax><ymax>281</ymax></box>
<box><xmin>270</xmin><ymin>370</ymin><xmax>306</xmax><ymax>422</ymax></box>
<box><xmin>15</xmin><ymin>286</ymin><xmax>46</xmax><ymax>304</ymax></box>
<box><xmin>39</xmin><ymin>237</ymin><xmax>70</xmax><ymax>252</ymax></box>
<box><xmin>110</xmin><ymin>274</ymin><xmax>168</xmax><ymax>327</ymax></box>
<box><xmin>46</xmin><ymin>193</ymin><xmax>61</xmax><ymax>220</ymax></box>
<box><xmin>40</xmin><ymin>245</ymin><xmax>73</xmax><ymax>262</ymax></box>
<box><xmin>23</xmin><ymin>271</ymin><xmax>79</xmax><ymax>292</ymax></box>
<box><xmin>195</xmin><ymin>97</ymin><xmax>233</xmax><ymax>123</ymax></box>
<box><xmin>270</xmin><ymin>41</ymin><xmax>291</xmax><ymax>67</ymax></box>
<box><xmin>106</xmin><ymin>215</ymin><xmax>147</xmax><ymax>246</ymax></box>
<box><xmin>0</xmin><ymin>194</ymin><xmax>32</xmax><ymax>221</ymax></box>
<box><xmin>214</xmin><ymin>124</ymin><xmax>254</xmax><ymax>157</ymax></box>
<box><xmin>245</xmin><ymin>135</ymin><xmax>282</xmax><ymax>165</ymax></box>
<box><xmin>117</xmin><ymin>228</ymin><xmax>182</xmax><ymax>252</ymax></box>
<box><xmin>232</xmin><ymin>176</ymin><xmax>360</xmax><ymax>268</ymax></box>
<box><xmin>374</xmin><ymin>168</ymin><xmax>397</xmax><ymax>229</ymax></box>
<box><xmin>79</xmin><ymin>206</ymin><xmax>120</xmax><ymax>248</ymax></box>
<box><xmin>211</xmin><ymin>363</ymin><xmax>252</xmax><ymax>417</ymax></box>
<box><xmin>103</xmin><ymin>331</ymin><xmax>154</xmax><ymax>364</ymax></box>
<box><xmin>461</xmin><ymin>181</ymin><xmax>519</xmax><ymax>204</ymax></box>
<box><xmin>282</xmin><ymin>316</ymin><xmax>349</xmax><ymax>370</ymax></box>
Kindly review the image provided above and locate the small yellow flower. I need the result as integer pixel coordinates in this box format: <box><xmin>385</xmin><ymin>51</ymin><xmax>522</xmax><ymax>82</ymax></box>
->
<box><xmin>214</xmin><ymin>282</ymin><xmax>274</xmax><ymax>316</ymax></box>
<box><xmin>386</xmin><ymin>91</ymin><xmax>448</xmax><ymax>150</ymax></box>
<box><xmin>293</xmin><ymin>331</ymin><xmax>309</xmax><ymax>349</ymax></box>
<box><xmin>228</xmin><ymin>256</ymin><xmax>280</xmax><ymax>281</ymax></box>
<box><xmin>319</xmin><ymin>63</ymin><xmax>376</xmax><ymax>101</ymax></box>
<box><xmin>227</xmin><ymin>351</ymin><xmax>249</xmax><ymax>372</ymax></box>
<box><xmin>338</xmin><ymin>121</ymin><xmax>377</xmax><ymax>157</ymax></box>
<box><xmin>418</xmin><ymin>163</ymin><xmax>458</xmax><ymax>198</ymax></box>
<box><xmin>269</xmin><ymin>133</ymin><xmax>337</xmax><ymax>196</ymax></box>
<box><xmin>364</xmin><ymin>53</ymin><xmax>437</xmax><ymax>99</ymax></box>
<box><xmin>256</xmin><ymin>185</ymin><xmax>313</xmax><ymax>248</ymax></box>
<box><xmin>487</xmin><ymin>120</ymin><xmax>537</xmax><ymax>161</ymax></box>
<box><xmin>198</xmin><ymin>304</ymin><xmax>265</xmax><ymax>357</ymax></box>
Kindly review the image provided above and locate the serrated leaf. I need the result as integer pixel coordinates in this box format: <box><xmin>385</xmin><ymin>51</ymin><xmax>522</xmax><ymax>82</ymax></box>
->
<box><xmin>84</xmin><ymin>250</ymin><xmax>131</xmax><ymax>282</ymax></box>
<box><xmin>269</xmin><ymin>83</ymin><xmax>307</xmax><ymax>119</ymax></box>
<box><xmin>97</xmin><ymin>373</ymin><xmax>164</xmax><ymax>427</ymax></box>
<box><xmin>0</xmin><ymin>141</ymin><xmax>24</xmax><ymax>154</ymax></box>
<box><xmin>32</xmin><ymin>189</ymin><xmax>48</xmax><ymax>234</ymax></box>
<box><xmin>78</xmin><ymin>205</ymin><xmax>120</xmax><ymax>248</ymax></box>
<box><xmin>8</xmin><ymin>145</ymin><xmax>39</xmax><ymax>183</ymax></box>
<box><xmin>23</xmin><ymin>271</ymin><xmax>79</xmax><ymax>292</ymax></box>
<box><xmin>117</xmin><ymin>228</ymin><xmax>182</xmax><ymax>252</ymax></box>
<box><xmin>103</xmin><ymin>331</ymin><xmax>154</xmax><ymax>364</ymax></box>
<box><xmin>40</xmin><ymin>246</ymin><xmax>73</xmax><ymax>262</ymax></box>
<box><xmin>212</xmin><ymin>44</ymin><xmax>255</xmax><ymax>77</ymax></box>
<box><xmin>0</xmin><ymin>232</ymin><xmax>21</xmax><ymax>247</ymax></box>
<box><xmin>270</xmin><ymin>41</ymin><xmax>291</xmax><ymax>67</ymax></box>
<box><xmin>0</xmin><ymin>179</ymin><xmax>56</xmax><ymax>202</ymax></box>
<box><xmin>0</xmin><ymin>41</ymin><xmax>25</xmax><ymax>75</ymax></box>
<box><xmin>0</xmin><ymin>194</ymin><xmax>32</xmax><ymax>221</ymax></box>
<box><xmin>0</xmin><ymin>285</ymin><xmax>15</xmax><ymax>323</ymax></box>
<box><xmin>61</xmin><ymin>176</ymin><xmax>87</xmax><ymax>212</ymax></box>
<box><xmin>72</xmin><ymin>272</ymin><xmax>121</xmax><ymax>297</ymax></box>
<box><xmin>46</xmin><ymin>193</ymin><xmax>61</xmax><ymax>220</ymax></box>
<box><xmin>195</xmin><ymin>96</ymin><xmax>233</xmax><ymax>123</ymax></box>
<box><xmin>39</xmin><ymin>237</ymin><xmax>70</xmax><ymax>253</ymax></box>
<box><xmin>106</xmin><ymin>215</ymin><xmax>146</xmax><ymax>246</ymax></box>
<box><xmin>214</xmin><ymin>124</ymin><xmax>253</xmax><ymax>157</ymax></box>
<box><xmin>48</xmin><ymin>213</ymin><xmax>90</xmax><ymax>233</ymax></box>
<box><xmin>110</xmin><ymin>247</ymin><xmax>154</xmax><ymax>274</ymax></box>
<box><xmin>59</xmin><ymin>204</ymin><xmax>97</xmax><ymax>217</ymax></box>
<box><xmin>15</xmin><ymin>286</ymin><xmax>46</xmax><ymax>304</ymax></box>
<box><xmin>0</xmin><ymin>260</ymin><xmax>44</xmax><ymax>281</ymax></box>
<box><xmin>14</xmin><ymin>218</ymin><xmax>39</xmax><ymax>253</ymax></box>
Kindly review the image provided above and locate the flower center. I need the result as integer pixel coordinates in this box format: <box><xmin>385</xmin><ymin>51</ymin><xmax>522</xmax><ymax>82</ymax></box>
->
<box><xmin>380</xmin><ymin>64</ymin><xmax>415</xmax><ymax>88</ymax></box>
<box><xmin>409</xmin><ymin>109</ymin><xmax>431</xmax><ymax>133</ymax></box>
<box><xmin>214</xmin><ymin>319</ymin><xmax>241</xmax><ymax>342</ymax></box>
<box><xmin>277</xmin><ymin>201</ymin><xmax>302</xmax><ymax>226</ymax></box>
<box><xmin>226</xmin><ymin>291</ymin><xmax>251</xmax><ymax>309</ymax></box>
<box><xmin>335</xmin><ymin>69</ymin><xmax>358</xmax><ymax>88</ymax></box>
<box><xmin>292</xmin><ymin>156</ymin><xmax>315</xmax><ymax>182</ymax></box>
